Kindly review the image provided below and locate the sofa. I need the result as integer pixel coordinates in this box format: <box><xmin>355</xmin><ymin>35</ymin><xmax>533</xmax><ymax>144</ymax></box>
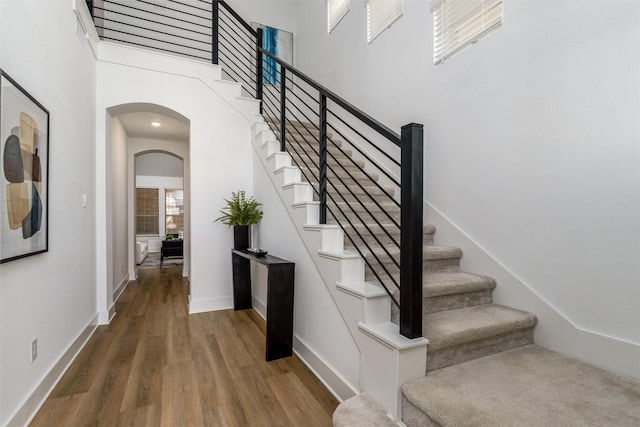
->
<box><xmin>136</xmin><ymin>238</ymin><xmax>149</xmax><ymax>265</ymax></box>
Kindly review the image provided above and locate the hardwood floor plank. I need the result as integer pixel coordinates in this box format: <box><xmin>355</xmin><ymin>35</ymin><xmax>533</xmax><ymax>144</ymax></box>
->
<box><xmin>71</xmin><ymin>363</ymin><xmax>132</xmax><ymax>426</ymax></box>
<box><xmin>234</xmin><ymin>366</ymin><xmax>292</xmax><ymax>427</ymax></box>
<box><xmin>29</xmin><ymin>394</ymin><xmax>85</xmax><ymax>427</ymax></box>
<box><xmin>120</xmin><ymin>335</ymin><xmax>166</xmax><ymax>412</ymax></box>
<box><xmin>192</xmin><ymin>334</ymin><xmax>248</xmax><ymax>426</ymax></box>
<box><xmin>266</xmin><ymin>372</ymin><xmax>334</xmax><ymax>427</ymax></box>
<box><xmin>48</xmin><ymin>326</ymin><xmax>114</xmax><ymax>398</ymax></box>
<box><xmin>160</xmin><ymin>361</ymin><xmax>205</xmax><ymax>427</ymax></box>
<box><xmin>31</xmin><ymin>266</ymin><xmax>339</xmax><ymax>426</ymax></box>
<box><xmin>166</xmin><ymin>315</ymin><xmax>191</xmax><ymax>364</ymax></box>
<box><xmin>116</xmin><ymin>405</ymin><xmax>161</xmax><ymax>427</ymax></box>
<box><xmin>214</xmin><ymin>315</ymin><xmax>256</xmax><ymax>373</ymax></box>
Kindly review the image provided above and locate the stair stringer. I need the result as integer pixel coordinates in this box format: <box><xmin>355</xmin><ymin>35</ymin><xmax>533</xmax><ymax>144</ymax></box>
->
<box><xmin>252</xmin><ymin>120</ymin><xmax>427</xmax><ymax>421</ymax></box>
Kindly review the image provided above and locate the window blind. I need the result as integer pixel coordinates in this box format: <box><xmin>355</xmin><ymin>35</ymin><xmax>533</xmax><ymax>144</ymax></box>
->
<box><xmin>366</xmin><ymin>0</ymin><xmax>403</xmax><ymax>44</ymax></box>
<box><xmin>433</xmin><ymin>0</ymin><xmax>503</xmax><ymax>64</ymax></box>
<box><xmin>328</xmin><ymin>0</ymin><xmax>350</xmax><ymax>33</ymax></box>
<box><xmin>136</xmin><ymin>188</ymin><xmax>159</xmax><ymax>235</ymax></box>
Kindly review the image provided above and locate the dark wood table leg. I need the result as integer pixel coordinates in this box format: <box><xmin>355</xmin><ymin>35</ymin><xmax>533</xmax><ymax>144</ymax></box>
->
<box><xmin>265</xmin><ymin>264</ymin><xmax>295</xmax><ymax>361</ymax></box>
<box><xmin>232</xmin><ymin>252</ymin><xmax>252</xmax><ymax>310</ymax></box>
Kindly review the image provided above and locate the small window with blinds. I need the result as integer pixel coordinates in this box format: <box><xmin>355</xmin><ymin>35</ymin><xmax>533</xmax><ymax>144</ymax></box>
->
<box><xmin>165</xmin><ymin>189</ymin><xmax>184</xmax><ymax>236</ymax></box>
<box><xmin>432</xmin><ymin>0</ymin><xmax>503</xmax><ymax>64</ymax></box>
<box><xmin>367</xmin><ymin>0</ymin><xmax>403</xmax><ymax>44</ymax></box>
<box><xmin>136</xmin><ymin>188</ymin><xmax>159</xmax><ymax>235</ymax></box>
<box><xmin>328</xmin><ymin>0</ymin><xmax>350</xmax><ymax>33</ymax></box>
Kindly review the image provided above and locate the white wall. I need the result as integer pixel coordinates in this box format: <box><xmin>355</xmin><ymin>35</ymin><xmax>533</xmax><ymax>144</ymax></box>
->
<box><xmin>0</xmin><ymin>1</ymin><xmax>98</xmax><ymax>425</ymax></box>
<box><xmin>227</xmin><ymin>0</ymin><xmax>299</xmax><ymax>41</ymax></box>
<box><xmin>136</xmin><ymin>152</ymin><xmax>183</xmax><ymax>177</ymax></box>
<box><xmin>110</xmin><ymin>117</ymin><xmax>129</xmax><ymax>298</ymax></box>
<box><xmin>237</xmin><ymin>0</ymin><xmax>640</xmax><ymax>378</ymax></box>
<box><xmin>96</xmin><ymin>42</ymin><xmax>254</xmax><ymax>317</ymax></box>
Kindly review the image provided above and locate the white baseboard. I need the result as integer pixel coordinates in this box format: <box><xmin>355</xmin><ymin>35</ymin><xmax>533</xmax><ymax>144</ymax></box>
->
<box><xmin>112</xmin><ymin>275</ymin><xmax>129</xmax><ymax>303</ymax></box>
<box><xmin>188</xmin><ymin>296</ymin><xmax>233</xmax><ymax>314</ymax></box>
<box><xmin>293</xmin><ymin>335</ymin><xmax>358</xmax><ymax>403</ymax></box>
<box><xmin>6</xmin><ymin>314</ymin><xmax>99</xmax><ymax>427</ymax></box>
<box><xmin>252</xmin><ymin>296</ymin><xmax>266</xmax><ymax>320</ymax></box>
<box><xmin>250</xmin><ymin>302</ymin><xmax>356</xmax><ymax>403</ymax></box>
<box><xmin>97</xmin><ymin>309</ymin><xmax>113</xmax><ymax>325</ymax></box>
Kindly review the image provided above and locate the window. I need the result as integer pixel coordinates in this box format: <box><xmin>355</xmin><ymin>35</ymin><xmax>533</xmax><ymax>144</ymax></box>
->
<box><xmin>432</xmin><ymin>0</ymin><xmax>503</xmax><ymax>64</ymax></box>
<box><xmin>136</xmin><ymin>188</ymin><xmax>158</xmax><ymax>235</ymax></box>
<box><xmin>165</xmin><ymin>189</ymin><xmax>184</xmax><ymax>237</ymax></box>
<box><xmin>328</xmin><ymin>0</ymin><xmax>350</xmax><ymax>33</ymax></box>
<box><xmin>366</xmin><ymin>0</ymin><xmax>403</xmax><ymax>44</ymax></box>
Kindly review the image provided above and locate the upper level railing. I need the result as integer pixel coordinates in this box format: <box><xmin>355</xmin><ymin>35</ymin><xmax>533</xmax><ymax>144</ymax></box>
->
<box><xmin>86</xmin><ymin>0</ymin><xmax>423</xmax><ymax>339</ymax></box>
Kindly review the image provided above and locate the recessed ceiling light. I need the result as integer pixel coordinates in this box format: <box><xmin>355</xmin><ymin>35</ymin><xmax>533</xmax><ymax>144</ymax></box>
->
<box><xmin>150</xmin><ymin>121</ymin><xmax>162</xmax><ymax>127</ymax></box>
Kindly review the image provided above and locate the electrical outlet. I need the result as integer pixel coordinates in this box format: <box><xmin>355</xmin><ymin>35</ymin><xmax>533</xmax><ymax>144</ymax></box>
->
<box><xmin>30</xmin><ymin>338</ymin><xmax>38</xmax><ymax>363</ymax></box>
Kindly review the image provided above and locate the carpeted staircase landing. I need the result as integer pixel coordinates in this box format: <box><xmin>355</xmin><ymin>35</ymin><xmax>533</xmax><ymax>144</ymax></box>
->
<box><xmin>333</xmin><ymin>345</ymin><xmax>640</xmax><ymax>427</ymax></box>
<box><xmin>273</xmin><ymin>122</ymin><xmax>640</xmax><ymax>426</ymax></box>
<box><xmin>402</xmin><ymin>345</ymin><xmax>640</xmax><ymax>427</ymax></box>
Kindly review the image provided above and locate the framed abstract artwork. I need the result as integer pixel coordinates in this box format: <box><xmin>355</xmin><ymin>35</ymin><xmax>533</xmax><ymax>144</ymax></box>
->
<box><xmin>0</xmin><ymin>69</ymin><xmax>49</xmax><ymax>263</ymax></box>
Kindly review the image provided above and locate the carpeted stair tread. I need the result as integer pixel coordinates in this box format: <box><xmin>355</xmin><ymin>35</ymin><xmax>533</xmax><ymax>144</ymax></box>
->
<box><xmin>424</xmin><ymin>304</ymin><xmax>537</xmax><ymax>351</ymax></box>
<box><xmin>332</xmin><ymin>201</ymin><xmax>400</xmax><ymax>217</ymax></box>
<box><xmin>356</xmin><ymin>243</ymin><xmax>462</xmax><ymax>260</ymax></box>
<box><xmin>424</xmin><ymin>272</ymin><xmax>496</xmax><ymax>297</ymax></box>
<box><xmin>338</xmin><ymin>222</ymin><xmax>434</xmax><ymax>237</ymax></box>
<box><xmin>333</xmin><ymin>393</ymin><xmax>396</xmax><ymax>427</ymax></box>
<box><xmin>402</xmin><ymin>345</ymin><xmax>640</xmax><ymax>427</ymax></box>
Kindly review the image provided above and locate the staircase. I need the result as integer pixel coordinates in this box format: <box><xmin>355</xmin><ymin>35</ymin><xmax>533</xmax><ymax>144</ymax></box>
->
<box><xmin>275</xmin><ymin>122</ymin><xmax>538</xmax><ymax>373</ymax></box>
<box><xmin>256</xmin><ymin>121</ymin><xmax>640</xmax><ymax>427</ymax></box>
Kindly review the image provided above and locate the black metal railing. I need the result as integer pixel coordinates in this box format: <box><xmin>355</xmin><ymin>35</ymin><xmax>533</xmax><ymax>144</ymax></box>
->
<box><xmin>90</xmin><ymin>0</ymin><xmax>214</xmax><ymax>61</ymax></box>
<box><xmin>86</xmin><ymin>0</ymin><xmax>423</xmax><ymax>339</ymax></box>
<box><xmin>213</xmin><ymin>1</ymin><xmax>262</xmax><ymax>99</ymax></box>
<box><xmin>86</xmin><ymin>1</ymin><xmax>262</xmax><ymax>98</ymax></box>
<box><xmin>260</xmin><ymin>55</ymin><xmax>423</xmax><ymax>338</ymax></box>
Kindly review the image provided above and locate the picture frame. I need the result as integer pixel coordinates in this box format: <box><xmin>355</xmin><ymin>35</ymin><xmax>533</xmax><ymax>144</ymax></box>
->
<box><xmin>0</xmin><ymin>69</ymin><xmax>49</xmax><ymax>263</ymax></box>
<box><xmin>251</xmin><ymin>22</ymin><xmax>293</xmax><ymax>88</ymax></box>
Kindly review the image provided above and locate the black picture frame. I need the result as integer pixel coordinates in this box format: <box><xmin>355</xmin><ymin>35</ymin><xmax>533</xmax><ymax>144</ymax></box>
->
<box><xmin>0</xmin><ymin>69</ymin><xmax>49</xmax><ymax>263</ymax></box>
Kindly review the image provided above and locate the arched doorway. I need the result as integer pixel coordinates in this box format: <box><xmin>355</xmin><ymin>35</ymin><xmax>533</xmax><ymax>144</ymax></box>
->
<box><xmin>101</xmin><ymin>103</ymin><xmax>190</xmax><ymax>322</ymax></box>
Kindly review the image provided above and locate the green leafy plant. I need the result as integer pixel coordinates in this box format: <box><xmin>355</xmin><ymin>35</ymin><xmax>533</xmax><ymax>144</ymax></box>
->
<box><xmin>214</xmin><ymin>190</ymin><xmax>264</xmax><ymax>227</ymax></box>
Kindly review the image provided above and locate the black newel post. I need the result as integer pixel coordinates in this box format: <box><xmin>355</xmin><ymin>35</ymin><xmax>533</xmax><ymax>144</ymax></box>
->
<box><xmin>318</xmin><ymin>94</ymin><xmax>328</xmax><ymax>224</ymax></box>
<box><xmin>400</xmin><ymin>123</ymin><xmax>424</xmax><ymax>339</ymax></box>
<box><xmin>212</xmin><ymin>1</ymin><xmax>219</xmax><ymax>64</ymax></box>
<box><xmin>279</xmin><ymin>67</ymin><xmax>287</xmax><ymax>151</ymax></box>
<box><xmin>256</xmin><ymin>28</ymin><xmax>263</xmax><ymax>107</ymax></box>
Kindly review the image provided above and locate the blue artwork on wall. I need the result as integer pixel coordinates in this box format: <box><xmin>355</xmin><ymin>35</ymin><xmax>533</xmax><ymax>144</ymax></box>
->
<box><xmin>253</xmin><ymin>23</ymin><xmax>293</xmax><ymax>86</ymax></box>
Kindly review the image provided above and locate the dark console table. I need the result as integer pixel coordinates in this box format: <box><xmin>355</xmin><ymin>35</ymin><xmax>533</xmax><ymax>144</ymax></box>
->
<box><xmin>232</xmin><ymin>249</ymin><xmax>295</xmax><ymax>361</ymax></box>
<box><xmin>161</xmin><ymin>239</ymin><xmax>183</xmax><ymax>267</ymax></box>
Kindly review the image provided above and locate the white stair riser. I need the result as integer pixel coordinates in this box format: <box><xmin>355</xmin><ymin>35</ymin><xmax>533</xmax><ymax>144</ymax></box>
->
<box><xmin>273</xmin><ymin>167</ymin><xmax>301</xmax><ymax>186</ymax></box>
<box><xmin>282</xmin><ymin>182</ymin><xmax>313</xmax><ymax>203</ymax></box>
<box><xmin>266</xmin><ymin>152</ymin><xmax>291</xmax><ymax>169</ymax></box>
<box><xmin>302</xmin><ymin>225</ymin><xmax>344</xmax><ymax>252</ymax></box>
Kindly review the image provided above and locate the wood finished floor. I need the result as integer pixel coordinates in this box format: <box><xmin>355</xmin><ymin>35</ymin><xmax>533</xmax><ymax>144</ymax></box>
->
<box><xmin>30</xmin><ymin>267</ymin><xmax>338</xmax><ymax>426</ymax></box>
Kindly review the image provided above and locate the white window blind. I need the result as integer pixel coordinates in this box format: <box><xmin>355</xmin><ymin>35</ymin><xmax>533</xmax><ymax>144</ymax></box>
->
<box><xmin>367</xmin><ymin>0</ymin><xmax>403</xmax><ymax>44</ymax></box>
<box><xmin>433</xmin><ymin>0</ymin><xmax>503</xmax><ymax>64</ymax></box>
<box><xmin>328</xmin><ymin>0</ymin><xmax>350</xmax><ymax>33</ymax></box>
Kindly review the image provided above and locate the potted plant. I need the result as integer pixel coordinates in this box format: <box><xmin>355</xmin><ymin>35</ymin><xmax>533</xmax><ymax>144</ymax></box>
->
<box><xmin>214</xmin><ymin>190</ymin><xmax>264</xmax><ymax>250</ymax></box>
